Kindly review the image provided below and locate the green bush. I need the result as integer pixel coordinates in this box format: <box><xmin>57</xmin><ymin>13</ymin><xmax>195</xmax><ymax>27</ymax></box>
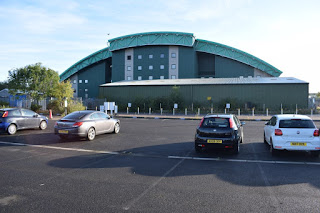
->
<box><xmin>31</xmin><ymin>103</ymin><xmax>42</xmax><ymax>112</ymax></box>
<box><xmin>67</xmin><ymin>100</ymin><xmax>86</xmax><ymax>114</ymax></box>
<box><xmin>47</xmin><ymin>100</ymin><xmax>64</xmax><ymax>115</ymax></box>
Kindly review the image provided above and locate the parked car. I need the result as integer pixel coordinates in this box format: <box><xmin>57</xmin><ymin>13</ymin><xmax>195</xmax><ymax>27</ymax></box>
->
<box><xmin>195</xmin><ymin>114</ymin><xmax>245</xmax><ymax>154</ymax></box>
<box><xmin>0</xmin><ymin>108</ymin><xmax>48</xmax><ymax>135</ymax></box>
<box><xmin>54</xmin><ymin>110</ymin><xmax>120</xmax><ymax>141</ymax></box>
<box><xmin>264</xmin><ymin>114</ymin><xmax>320</xmax><ymax>156</ymax></box>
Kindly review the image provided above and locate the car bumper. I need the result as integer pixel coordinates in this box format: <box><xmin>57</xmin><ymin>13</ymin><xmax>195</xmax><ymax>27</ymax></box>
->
<box><xmin>54</xmin><ymin>127</ymin><xmax>87</xmax><ymax>137</ymax></box>
<box><xmin>272</xmin><ymin>138</ymin><xmax>320</xmax><ymax>151</ymax></box>
<box><xmin>195</xmin><ymin>135</ymin><xmax>237</xmax><ymax>150</ymax></box>
<box><xmin>0</xmin><ymin>122</ymin><xmax>9</xmax><ymax>132</ymax></box>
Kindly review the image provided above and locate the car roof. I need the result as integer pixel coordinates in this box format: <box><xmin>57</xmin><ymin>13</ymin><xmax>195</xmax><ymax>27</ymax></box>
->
<box><xmin>204</xmin><ymin>114</ymin><xmax>233</xmax><ymax>118</ymax></box>
<box><xmin>275</xmin><ymin>114</ymin><xmax>312</xmax><ymax>120</ymax></box>
<box><xmin>0</xmin><ymin>108</ymin><xmax>19</xmax><ymax>111</ymax></box>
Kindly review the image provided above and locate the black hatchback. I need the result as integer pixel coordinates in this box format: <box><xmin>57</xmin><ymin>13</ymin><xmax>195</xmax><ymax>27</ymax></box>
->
<box><xmin>0</xmin><ymin>108</ymin><xmax>48</xmax><ymax>135</ymax></box>
<box><xmin>195</xmin><ymin>114</ymin><xmax>245</xmax><ymax>154</ymax></box>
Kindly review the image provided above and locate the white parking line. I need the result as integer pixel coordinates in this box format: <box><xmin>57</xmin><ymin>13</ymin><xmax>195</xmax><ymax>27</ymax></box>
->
<box><xmin>1</xmin><ymin>141</ymin><xmax>320</xmax><ymax>166</ymax></box>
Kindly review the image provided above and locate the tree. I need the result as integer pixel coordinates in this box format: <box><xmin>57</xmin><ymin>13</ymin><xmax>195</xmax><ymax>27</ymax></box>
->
<box><xmin>8</xmin><ymin>63</ymin><xmax>60</xmax><ymax>101</ymax></box>
<box><xmin>0</xmin><ymin>80</ymin><xmax>8</xmax><ymax>91</ymax></box>
<box><xmin>52</xmin><ymin>80</ymin><xmax>74</xmax><ymax>103</ymax></box>
<box><xmin>317</xmin><ymin>92</ymin><xmax>320</xmax><ymax>98</ymax></box>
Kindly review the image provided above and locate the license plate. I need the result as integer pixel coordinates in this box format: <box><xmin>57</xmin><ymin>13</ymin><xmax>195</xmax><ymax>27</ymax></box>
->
<box><xmin>290</xmin><ymin>142</ymin><xmax>306</xmax><ymax>146</ymax></box>
<box><xmin>58</xmin><ymin>130</ymin><xmax>68</xmax><ymax>134</ymax></box>
<box><xmin>207</xmin><ymin>139</ymin><xmax>222</xmax><ymax>143</ymax></box>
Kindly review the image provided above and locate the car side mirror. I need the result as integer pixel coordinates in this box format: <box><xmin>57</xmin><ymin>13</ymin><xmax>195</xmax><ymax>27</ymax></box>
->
<box><xmin>241</xmin><ymin>121</ymin><xmax>246</xmax><ymax>126</ymax></box>
<box><xmin>265</xmin><ymin>122</ymin><xmax>269</xmax><ymax>125</ymax></box>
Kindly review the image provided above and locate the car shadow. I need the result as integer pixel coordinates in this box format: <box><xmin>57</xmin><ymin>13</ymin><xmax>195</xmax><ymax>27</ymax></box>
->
<box><xmin>47</xmin><ymin>141</ymin><xmax>320</xmax><ymax>189</ymax></box>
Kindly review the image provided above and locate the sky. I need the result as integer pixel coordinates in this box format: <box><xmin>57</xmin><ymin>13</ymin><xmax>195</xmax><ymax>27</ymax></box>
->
<box><xmin>1</xmin><ymin>0</ymin><xmax>320</xmax><ymax>92</ymax></box>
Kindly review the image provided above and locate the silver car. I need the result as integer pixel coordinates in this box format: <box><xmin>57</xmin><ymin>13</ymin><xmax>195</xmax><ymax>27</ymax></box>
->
<box><xmin>54</xmin><ymin>110</ymin><xmax>120</xmax><ymax>141</ymax></box>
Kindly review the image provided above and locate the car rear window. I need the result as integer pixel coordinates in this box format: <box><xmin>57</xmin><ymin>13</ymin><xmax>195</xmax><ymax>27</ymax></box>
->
<box><xmin>279</xmin><ymin>119</ymin><xmax>315</xmax><ymax>128</ymax></box>
<box><xmin>63</xmin><ymin>112</ymin><xmax>89</xmax><ymax>120</ymax></box>
<box><xmin>201</xmin><ymin>117</ymin><xmax>230</xmax><ymax>128</ymax></box>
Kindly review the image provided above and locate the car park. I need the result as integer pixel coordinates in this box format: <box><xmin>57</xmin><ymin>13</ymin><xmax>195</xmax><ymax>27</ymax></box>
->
<box><xmin>54</xmin><ymin>110</ymin><xmax>120</xmax><ymax>141</ymax></box>
<box><xmin>264</xmin><ymin>114</ymin><xmax>320</xmax><ymax>156</ymax></box>
<box><xmin>194</xmin><ymin>114</ymin><xmax>245</xmax><ymax>154</ymax></box>
<box><xmin>0</xmin><ymin>108</ymin><xmax>48</xmax><ymax>135</ymax></box>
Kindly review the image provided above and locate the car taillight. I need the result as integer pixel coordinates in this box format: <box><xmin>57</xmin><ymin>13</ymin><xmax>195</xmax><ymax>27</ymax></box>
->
<box><xmin>275</xmin><ymin>129</ymin><xmax>283</xmax><ymax>136</ymax></box>
<box><xmin>2</xmin><ymin>111</ymin><xmax>8</xmax><ymax>118</ymax></box>
<box><xmin>73</xmin><ymin>122</ymin><xmax>83</xmax><ymax>127</ymax></box>
<box><xmin>199</xmin><ymin>117</ymin><xmax>204</xmax><ymax>127</ymax></box>
<box><xmin>229</xmin><ymin>118</ymin><xmax>234</xmax><ymax>128</ymax></box>
<box><xmin>314</xmin><ymin>130</ymin><xmax>319</xmax><ymax>137</ymax></box>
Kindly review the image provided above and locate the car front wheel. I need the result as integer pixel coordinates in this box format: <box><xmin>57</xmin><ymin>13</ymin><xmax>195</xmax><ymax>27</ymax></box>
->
<box><xmin>7</xmin><ymin>124</ymin><xmax>17</xmax><ymax>135</ymax></box>
<box><xmin>39</xmin><ymin>121</ymin><xmax>47</xmax><ymax>130</ymax></box>
<box><xmin>113</xmin><ymin>123</ymin><xmax>120</xmax><ymax>134</ymax></box>
<box><xmin>87</xmin><ymin>127</ymin><xmax>96</xmax><ymax>141</ymax></box>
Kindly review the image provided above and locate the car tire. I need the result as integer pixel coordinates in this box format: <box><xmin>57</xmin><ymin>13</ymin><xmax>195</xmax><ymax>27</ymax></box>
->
<box><xmin>311</xmin><ymin>151</ymin><xmax>320</xmax><ymax>157</ymax></box>
<box><xmin>263</xmin><ymin>133</ymin><xmax>268</xmax><ymax>144</ymax></box>
<box><xmin>113</xmin><ymin>123</ymin><xmax>120</xmax><ymax>134</ymax></box>
<box><xmin>39</xmin><ymin>121</ymin><xmax>47</xmax><ymax>130</ymax></box>
<box><xmin>7</xmin><ymin>124</ymin><xmax>17</xmax><ymax>135</ymax></box>
<box><xmin>232</xmin><ymin>141</ymin><xmax>239</xmax><ymax>154</ymax></box>
<box><xmin>195</xmin><ymin>144</ymin><xmax>202</xmax><ymax>153</ymax></box>
<box><xmin>87</xmin><ymin>127</ymin><xmax>96</xmax><ymax>141</ymax></box>
<box><xmin>270</xmin><ymin>140</ymin><xmax>278</xmax><ymax>156</ymax></box>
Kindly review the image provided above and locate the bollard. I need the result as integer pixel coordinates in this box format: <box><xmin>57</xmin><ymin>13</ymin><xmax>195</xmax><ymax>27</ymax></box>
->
<box><xmin>281</xmin><ymin>108</ymin><xmax>283</xmax><ymax>114</ymax></box>
<box><xmin>311</xmin><ymin>109</ymin><xmax>313</xmax><ymax>116</ymax></box>
<box><xmin>266</xmin><ymin>108</ymin><xmax>269</xmax><ymax>116</ymax></box>
<box><xmin>225</xmin><ymin>108</ymin><xmax>227</xmax><ymax>114</ymax></box>
<box><xmin>161</xmin><ymin>108</ymin><xmax>163</xmax><ymax>115</ymax></box>
<box><xmin>127</xmin><ymin>107</ymin><xmax>129</xmax><ymax>114</ymax></box>
<box><xmin>238</xmin><ymin>108</ymin><xmax>240</xmax><ymax>116</ymax></box>
<box><xmin>173</xmin><ymin>108</ymin><xmax>175</xmax><ymax>115</ymax></box>
<box><xmin>198</xmin><ymin>108</ymin><xmax>200</xmax><ymax>116</ymax></box>
<box><xmin>252</xmin><ymin>108</ymin><xmax>255</xmax><ymax>116</ymax></box>
<box><xmin>137</xmin><ymin>107</ymin><xmax>140</xmax><ymax>114</ymax></box>
<box><xmin>49</xmin><ymin>109</ymin><xmax>53</xmax><ymax>119</ymax></box>
<box><xmin>185</xmin><ymin>108</ymin><xmax>187</xmax><ymax>116</ymax></box>
<box><xmin>211</xmin><ymin>108</ymin><xmax>213</xmax><ymax>114</ymax></box>
<box><xmin>149</xmin><ymin>108</ymin><xmax>151</xmax><ymax>115</ymax></box>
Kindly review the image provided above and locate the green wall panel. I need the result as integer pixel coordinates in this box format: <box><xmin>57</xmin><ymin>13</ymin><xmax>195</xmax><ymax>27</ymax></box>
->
<box><xmin>111</xmin><ymin>50</ymin><xmax>125</xmax><ymax>82</ymax></box>
<box><xmin>178</xmin><ymin>47</ymin><xmax>197</xmax><ymax>78</ymax></box>
<box><xmin>215</xmin><ymin>55</ymin><xmax>254</xmax><ymax>78</ymax></box>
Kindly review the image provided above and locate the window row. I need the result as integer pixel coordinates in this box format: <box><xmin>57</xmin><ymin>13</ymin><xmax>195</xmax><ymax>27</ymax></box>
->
<box><xmin>127</xmin><ymin>75</ymin><xmax>176</xmax><ymax>81</ymax></box>
<box><xmin>74</xmin><ymin>80</ymin><xmax>88</xmax><ymax>84</ymax></box>
<box><xmin>127</xmin><ymin>53</ymin><xmax>176</xmax><ymax>60</ymax></box>
<box><xmin>127</xmin><ymin>64</ymin><xmax>176</xmax><ymax>71</ymax></box>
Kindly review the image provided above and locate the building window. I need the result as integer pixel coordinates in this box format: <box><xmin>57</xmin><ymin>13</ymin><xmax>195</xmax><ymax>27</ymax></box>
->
<box><xmin>138</xmin><ymin>66</ymin><xmax>142</xmax><ymax>70</ymax></box>
<box><xmin>73</xmin><ymin>80</ymin><xmax>77</xmax><ymax>84</ymax></box>
<box><xmin>138</xmin><ymin>55</ymin><xmax>142</xmax><ymax>59</ymax></box>
<box><xmin>127</xmin><ymin>55</ymin><xmax>131</xmax><ymax>60</ymax></box>
<box><xmin>127</xmin><ymin>66</ymin><xmax>132</xmax><ymax>71</ymax></box>
<box><xmin>160</xmin><ymin>65</ymin><xmax>164</xmax><ymax>70</ymax></box>
<box><xmin>149</xmin><ymin>65</ymin><xmax>153</xmax><ymax>70</ymax></box>
<box><xmin>138</xmin><ymin>76</ymin><xmax>142</xmax><ymax>80</ymax></box>
<box><xmin>149</xmin><ymin>76</ymin><xmax>153</xmax><ymax>80</ymax></box>
<box><xmin>127</xmin><ymin>76</ymin><xmax>132</xmax><ymax>81</ymax></box>
<box><xmin>160</xmin><ymin>76</ymin><xmax>164</xmax><ymax>79</ymax></box>
<box><xmin>160</xmin><ymin>53</ymin><xmax>165</xmax><ymax>58</ymax></box>
<box><xmin>171</xmin><ymin>64</ymin><xmax>176</xmax><ymax>69</ymax></box>
<box><xmin>79</xmin><ymin>80</ymin><xmax>82</xmax><ymax>83</ymax></box>
<box><xmin>85</xmin><ymin>80</ymin><xmax>88</xmax><ymax>83</ymax></box>
<box><xmin>149</xmin><ymin>54</ymin><xmax>153</xmax><ymax>59</ymax></box>
<box><xmin>171</xmin><ymin>75</ymin><xmax>176</xmax><ymax>79</ymax></box>
<box><xmin>171</xmin><ymin>53</ymin><xmax>176</xmax><ymax>58</ymax></box>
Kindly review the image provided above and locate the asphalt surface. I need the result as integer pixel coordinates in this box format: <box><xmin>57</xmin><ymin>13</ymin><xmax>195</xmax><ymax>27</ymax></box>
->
<box><xmin>1</xmin><ymin>118</ymin><xmax>320</xmax><ymax>212</ymax></box>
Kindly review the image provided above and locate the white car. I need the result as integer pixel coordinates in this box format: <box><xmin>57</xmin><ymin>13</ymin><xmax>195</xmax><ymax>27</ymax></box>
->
<box><xmin>264</xmin><ymin>114</ymin><xmax>320</xmax><ymax>156</ymax></box>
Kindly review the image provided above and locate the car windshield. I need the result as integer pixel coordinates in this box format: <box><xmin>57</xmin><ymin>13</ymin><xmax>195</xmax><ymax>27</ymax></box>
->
<box><xmin>279</xmin><ymin>119</ymin><xmax>315</xmax><ymax>128</ymax></box>
<box><xmin>201</xmin><ymin>117</ymin><xmax>230</xmax><ymax>128</ymax></box>
<box><xmin>62</xmin><ymin>112</ymin><xmax>89</xmax><ymax>120</ymax></box>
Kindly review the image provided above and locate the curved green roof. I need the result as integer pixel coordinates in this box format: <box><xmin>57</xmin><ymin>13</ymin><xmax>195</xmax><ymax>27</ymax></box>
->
<box><xmin>60</xmin><ymin>32</ymin><xmax>282</xmax><ymax>81</ymax></box>
<box><xmin>195</xmin><ymin>39</ymin><xmax>282</xmax><ymax>77</ymax></box>
<box><xmin>60</xmin><ymin>47</ymin><xmax>112</xmax><ymax>81</ymax></box>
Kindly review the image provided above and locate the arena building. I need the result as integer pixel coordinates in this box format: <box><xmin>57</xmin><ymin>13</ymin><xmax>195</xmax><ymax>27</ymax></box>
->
<box><xmin>59</xmin><ymin>32</ymin><xmax>308</xmax><ymax>110</ymax></box>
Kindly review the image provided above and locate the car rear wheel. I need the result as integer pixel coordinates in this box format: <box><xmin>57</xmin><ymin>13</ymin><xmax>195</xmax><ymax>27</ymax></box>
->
<box><xmin>7</xmin><ymin>124</ymin><xmax>17</xmax><ymax>135</ymax></box>
<box><xmin>195</xmin><ymin>144</ymin><xmax>202</xmax><ymax>153</ymax></box>
<box><xmin>113</xmin><ymin>123</ymin><xmax>120</xmax><ymax>134</ymax></box>
<box><xmin>311</xmin><ymin>151</ymin><xmax>320</xmax><ymax>157</ymax></box>
<box><xmin>232</xmin><ymin>141</ymin><xmax>239</xmax><ymax>154</ymax></box>
<box><xmin>39</xmin><ymin>121</ymin><xmax>47</xmax><ymax>130</ymax></box>
<box><xmin>87</xmin><ymin>127</ymin><xmax>96</xmax><ymax>141</ymax></box>
<box><xmin>270</xmin><ymin>140</ymin><xmax>278</xmax><ymax>156</ymax></box>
